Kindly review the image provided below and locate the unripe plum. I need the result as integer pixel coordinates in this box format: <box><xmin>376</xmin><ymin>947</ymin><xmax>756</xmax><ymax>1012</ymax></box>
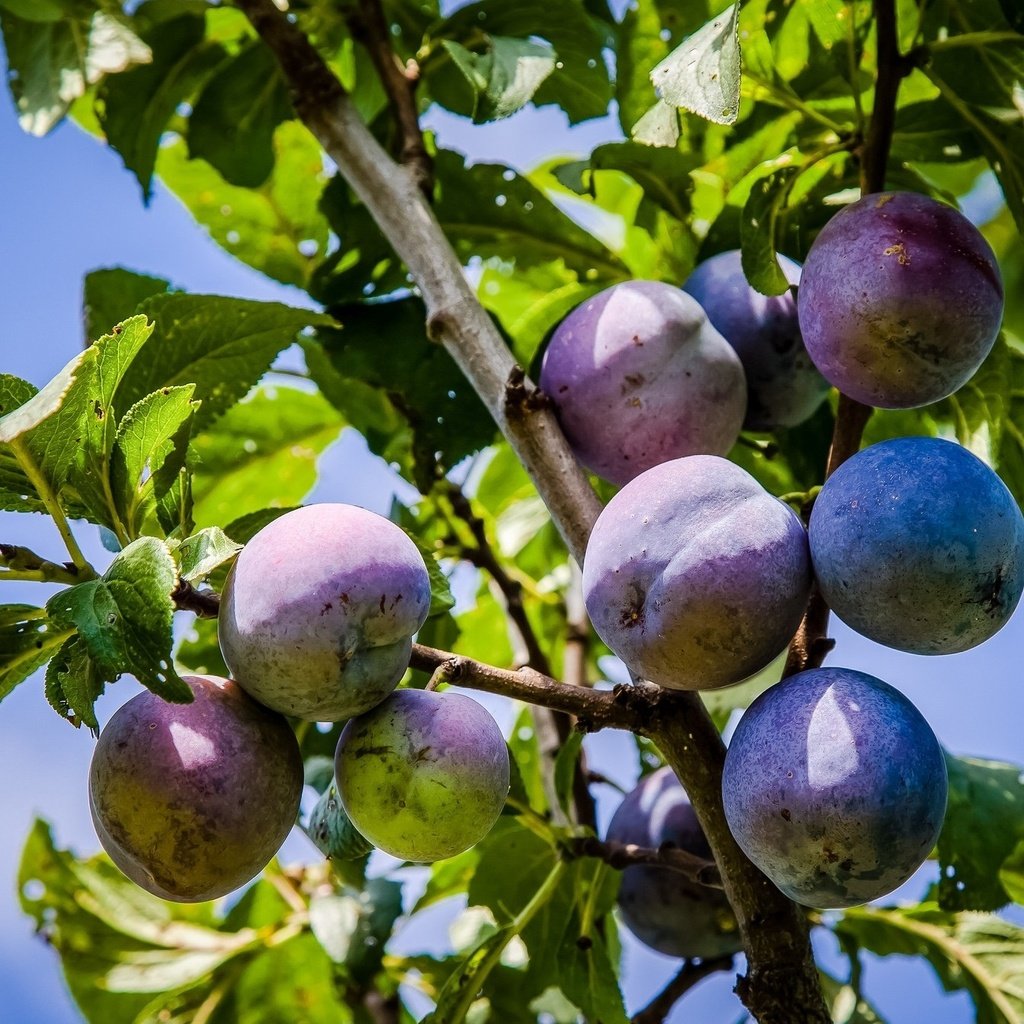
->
<box><xmin>89</xmin><ymin>675</ymin><xmax>303</xmax><ymax>902</ymax></box>
<box><xmin>809</xmin><ymin>437</ymin><xmax>1024</xmax><ymax>654</ymax></box>
<box><xmin>606</xmin><ymin>766</ymin><xmax>740</xmax><ymax>959</ymax></box>
<box><xmin>683</xmin><ymin>250</ymin><xmax>829</xmax><ymax>430</ymax></box>
<box><xmin>335</xmin><ymin>689</ymin><xmax>510</xmax><ymax>862</ymax></box>
<box><xmin>219</xmin><ymin>503</ymin><xmax>432</xmax><ymax>721</ymax></box>
<box><xmin>798</xmin><ymin>191</ymin><xmax>1003</xmax><ymax>408</ymax></box>
<box><xmin>582</xmin><ymin>455</ymin><xmax>811</xmax><ymax>689</ymax></box>
<box><xmin>722</xmin><ymin>667</ymin><xmax>948</xmax><ymax>909</ymax></box>
<box><xmin>539</xmin><ymin>280</ymin><xmax>746</xmax><ymax>485</ymax></box>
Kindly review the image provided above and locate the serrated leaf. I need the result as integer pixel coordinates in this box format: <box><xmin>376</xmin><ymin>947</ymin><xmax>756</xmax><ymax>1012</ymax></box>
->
<box><xmin>740</xmin><ymin>166</ymin><xmax>800</xmax><ymax>295</ymax></box>
<box><xmin>189</xmin><ymin>387</ymin><xmax>342</xmax><ymax>528</ymax></box>
<box><xmin>187</xmin><ymin>40</ymin><xmax>292</xmax><ymax>189</ymax></box>
<box><xmin>98</xmin><ymin>15</ymin><xmax>225</xmax><ymax>199</ymax></box>
<box><xmin>937</xmin><ymin>752</ymin><xmax>1024</xmax><ymax>912</ymax></box>
<box><xmin>45</xmin><ymin>536</ymin><xmax>190</xmax><ymax>705</ymax></box>
<box><xmin>173</xmin><ymin>526</ymin><xmax>241</xmax><ymax>584</ymax></box>
<box><xmin>111</xmin><ymin>385</ymin><xmax>199</xmax><ymax>539</ymax></box>
<box><xmin>0</xmin><ymin>374</ymin><xmax>43</xmax><ymax>511</ymax></box>
<box><xmin>0</xmin><ymin>604</ymin><xmax>71</xmax><ymax>702</ymax></box>
<box><xmin>116</xmin><ymin>294</ymin><xmax>334</xmax><ymax>432</ymax></box>
<box><xmin>650</xmin><ymin>3</ymin><xmax>741</xmax><ymax>126</ymax></box>
<box><xmin>83</xmin><ymin>268</ymin><xmax>170</xmax><ymax>346</ymax></box>
<box><xmin>409</xmin><ymin>535</ymin><xmax>456</xmax><ymax>618</ymax></box>
<box><xmin>1</xmin><ymin>3</ymin><xmax>151</xmax><ymax>136</ymax></box>
<box><xmin>157</xmin><ymin>124</ymin><xmax>331</xmax><ymax>289</ymax></box>
<box><xmin>836</xmin><ymin>904</ymin><xmax>1024</xmax><ymax>1024</ymax></box>
<box><xmin>45</xmin><ymin>634</ymin><xmax>104</xmax><ymax>731</ymax></box>
<box><xmin>631</xmin><ymin>98</ymin><xmax>681</xmax><ymax>147</ymax></box>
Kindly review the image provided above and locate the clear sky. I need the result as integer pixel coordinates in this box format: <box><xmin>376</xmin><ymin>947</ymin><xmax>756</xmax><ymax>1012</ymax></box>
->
<box><xmin>0</xmin><ymin>50</ymin><xmax>1018</xmax><ymax>1024</ymax></box>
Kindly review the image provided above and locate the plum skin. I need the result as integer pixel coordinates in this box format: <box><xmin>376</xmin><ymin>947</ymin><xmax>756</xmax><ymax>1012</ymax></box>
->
<box><xmin>89</xmin><ymin>675</ymin><xmax>303</xmax><ymax>903</ymax></box>
<box><xmin>219</xmin><ymin>503</ymin><xmax>432</xmax><ymax>721</ymax></box>
<box><xmin>809</xmin><ymin>437</ymin><xmax>1024</xmax><ymax>654</ymax></box>
<box><xmin>797</xmin><ymin>191</ymin><xmax>1003</xmax><ymax>408</ymax></box>
<box><xmin>722</xmin><ymin>667</ymin><xmax>948</xmax><ymax>910</ymax></box>
<box><xmin>606</xmin><ymin>766</ymin><xmax>741</xmax><ymax>959</ymax></box>
<box><xmin>539</xmin><ymin>279</ymin><xmax>746</xmax><ymax>486</ymax></box>
<box><xmin>335</xmin><ymin>689</ymin><xmax>510</xmax><ymax>862</ymax></box>
<box><xmin>582</xmin><ymin>455</ymin><xmax>811</xmax><ymax>690</ymax></box>
<box><xmin>683</xmin><ymin>249</ymin><xmax>829</xmax><ymax>430</ymax></box>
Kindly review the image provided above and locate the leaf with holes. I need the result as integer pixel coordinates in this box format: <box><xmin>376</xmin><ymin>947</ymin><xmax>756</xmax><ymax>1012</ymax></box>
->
<box><xmin>0</xmin><ymin>604</ymin><xmax>71</xmax><ymax>702</ymax></box>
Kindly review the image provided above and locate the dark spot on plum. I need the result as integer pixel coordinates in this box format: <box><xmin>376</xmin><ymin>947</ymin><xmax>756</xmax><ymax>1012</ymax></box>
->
<box><xmin>379</xmin><ymin>594</ymin><xmax>386</xmax><ymax>614</ymax></box>
<box><xmin>354</xmin><ymin>744</ymin><xmax>393</xmax><ymax>758</ymax></box>
<box><xmin>558</xmin><ymin>385</ymin><xmax>568</xmax><ymax>393</ymax></box>
<box><xmin>780</xmin><ymin>808</ymin><xmax>791</xmax><ymax>821</ymax></box>
<box><xmin>839</xmin><ymin>858</ymin><xmax>854</xmax><ymax>872</ymax></box>
<box><xmin>978</xmin><ymin>566</ymin><xmax>1006</xmax><ymax>615</ymax></box>
<box><xmin>321</xmin><ymin>602</ymin><xmax>333</xmax><ymax>615</ymax></box>
<box><xmin>414</xmin><ymin>746</ymin><xmax>433</xmax><ymax>763</ymax></box>
<box><xmin>823</xmin><ymin>847</ymin><xmax>839</xmax><ymax>864</ymax></box>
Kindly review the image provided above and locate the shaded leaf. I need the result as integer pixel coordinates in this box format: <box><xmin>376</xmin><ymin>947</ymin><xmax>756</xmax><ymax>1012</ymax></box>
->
<box><xmin>83</xmin><ymin>268</ymin><xmax>169</xmax><ymax>347</ymax></box>
<box><xmin>740</xmin><ymin>166</ymin><xmax>800</xmax><ymax>295</ymax></box>
<box><xmin>0</xmin><ymin>604</ymin><xmax>70</xmax><ymax>702</ymax></box>
<box><xmin>173</xmin><ymin>526</ymin><xmax>241</xmax><ymax>583</ymax></box>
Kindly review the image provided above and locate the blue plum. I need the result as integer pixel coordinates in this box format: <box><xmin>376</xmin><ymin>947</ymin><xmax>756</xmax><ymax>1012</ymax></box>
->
<box><xmin>683</xmin><ymin>249</ymin><xmax>829</xmax><ymax>430</ymax></box>
<box><xmin>335</xmin><ymin>689</ymin><xmax>510</xmax><ymax>862</ymax></box>
<box><xmin>722</xmin><ymin>667</ymin><xmax>948</xmax><ymax>909</ymax></box>
<box><xmin>539</xmin><ymin>280</ymin><xmax>746</xmax><ymax>485</ymax></box>
<box><xmin>582</xmin><ymin>455</ymin><xmax>811</xmax><ymax>689</ymax></box>
<box><xmin>606</xmin><ymin>766</ymin><xmax>741</xmax><ymax>958</ymax></box>
<box><xmin>798</xmin><ymin>191</ymin><xmax>1003</xmax><ymax>408</ymax></box>
<box><xmin>219</xmin><ymin>504</ymin><xmax>432</xmax><ymax>721</ymax></box>
<box><xmin>809</xmin><ymin>437</ymin><xmax>1024</xmax><ymax>654</ymax></box>
<box><xmin>89</xmin><ymin>675</ymin><xmax>303</xmax><ymax>902</ymax></box>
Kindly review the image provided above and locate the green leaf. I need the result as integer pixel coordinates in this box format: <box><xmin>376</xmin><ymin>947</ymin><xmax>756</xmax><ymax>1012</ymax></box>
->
<box><xmin>173</xmin><ymin>526</ymin><xmax>241</xmax><ymax>583</ymax></box>
<box><xmin>650</xmin><ymin>3</ymin><xmax>741</xmax><ymax>126</ymax></box>
<box><xmin>83</xmin><ymin>268</ymin><xmax>170</xmax><ymax>346</ymax></box>
<box><xmin>818</xmin><ymin>970</ymin><xmax>889</xmax><ymax>1023</ymax></box>
<box><xmin>553</xmin><ymin>732</ymin><xmax>584</xmax><ymax>820</ymax></box>
<box><xmin>45</xmin><ymin>536</ymin><xmax>190</xmax><ymax>707</ymax></box>
<box><xmin>438</xmin><ymin>35</ymin><xmax>556</xmax><ymax>122</ymax></box>
<box><xmin>189</xmin><ymin>387</ymin><xmax>342</xmax><ymax>529</ymax></box>
<box><xmin>0</xmin><ymin>604</ymin><xmax>70</xmax><ymax>702</ymax></box>
<box><xmin>110</xmin><ymin>385</ymin><xmax>200</xmax><ymax>540</ymax></box>
<box><xmin>836</xmin><ymin>904</ymin><xmax>1024</xmax><ymax>1024</ymax></box>
<box><xmin>1</xmin><ymin>2</ymin><xmax>151</xmax><ymax>136</ymax></box>
<box><xmin>157</xmin><ymin>123</ymin><xmax>331</xmax><ymax>289</ymax></box>
<box><xmin>558</xmin><ymin>929</ymin><xmax>627</xmax><ymax>1024</ymax></box>
<box><xmin>0</xmin><ymin>0</ymin><xmax>64</xmax><ymax>20</ymax></box>
<box><xmin>409</xmin><ymin>535</ymin><xmax>456</xmax><ymax>618</ymax></box>
<box><xmin>937</xmin><ymin>752</ymin><xmax>1024</xmax><ymax>912</ymax></box>
<box><xmin>617</xmin><ymin>0</ymin><xmax>671</xmax><ymax>136</ymax></box>
<box><xmin>740</xmin><ymin>166</ymin><xmax>800</xmax><ymax>295</ymax></box>
<box><xmin>999</xmin><ymin>840</ymin><xmax>1024</xmax><ymax>905</ymax></box>
<box><xmin>117</xmin><ymin>293</ymin><xmax>334</xmax><ymax>432</ymax></box>
<box><xmin>996</xmin><ymin>341</ymin><xmax>1024</xmax><ymax>507</ymax></box>
<box><xmin>45</xmin><ymin>634</ymin><xmax>104</xmax><ymax>731</ymax></box>
<box><xmin>186</xmin><ymin>40</ymin><xmax>293</xmax><ymax>189</ymax></box>
<box><xmin>0</xmin><ymin>373</ymin><xmax>43</xmax><ymax>511</ymax></box>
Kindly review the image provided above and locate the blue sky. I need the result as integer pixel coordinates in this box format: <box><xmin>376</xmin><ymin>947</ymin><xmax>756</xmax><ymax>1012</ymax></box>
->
<box><xmin>0</xmin><ymin>56</ymin><xmax>1018</xmax><ymax>1024</ymax></box>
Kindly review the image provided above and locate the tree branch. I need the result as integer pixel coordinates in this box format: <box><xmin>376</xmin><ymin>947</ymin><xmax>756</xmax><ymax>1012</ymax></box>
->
<box><xmin>569</xmin><ymin>835</ymin><xmax>722</xmax><ymax>889</ymax></box>
<box><xmin>631</xmin><ymin>956</ymin><xmax>736</xmax><ymax>1024</ymax></box>
<box><xmin>343</xmin><ymin>0</ymin><xmax>432</xmax><ymax>193</ymax></box>
<box><xmin>172</xmin><ymin>579</ymin><xmax>221</xmax><ymax>618</ymax></box>
<box><xmin>1</xmin><ymin>543</ymin><xmax>85</xmax><ymax>586</ymax></box>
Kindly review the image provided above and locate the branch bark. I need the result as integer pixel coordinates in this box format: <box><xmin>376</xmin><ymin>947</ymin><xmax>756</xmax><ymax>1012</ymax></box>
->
<box><xmin>569</xmin><ymin>835</ymin><xmax>722</xmax><ymax>889</ymax></box>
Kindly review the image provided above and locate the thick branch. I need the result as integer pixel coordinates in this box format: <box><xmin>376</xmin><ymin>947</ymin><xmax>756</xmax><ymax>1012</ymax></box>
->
<box><xmin>632</xmin><ymin>957</ymin><xmax>736</xmax><ymax>1024</ymax></box>
<box><xmin>570</xmin><ymin>835</ymin><xmax>721</xmax><ymax>889</ymax></box>
<box><xmin>344</xmin><ymin>0</ymin><xmax>432</xmax><ymax>193</ymax></box>
<box><xmin>235</xmin><ymin>0</ymin><xmax>602</xmax><ymax>568</ymax></box>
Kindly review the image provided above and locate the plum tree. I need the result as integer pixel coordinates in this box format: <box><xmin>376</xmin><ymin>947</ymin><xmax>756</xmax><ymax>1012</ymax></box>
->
<box><xmin>606</xmin><ymin>766</ymin><xmax>741</xmax><ymax>959</ymax></box>
<box><xmin>797</xmin><ymin>191</ymin><xmax>1004</xmax><ymax>408</ymax></box>
<box><xmin>809</xmin><ymin>436</ymin><xmax>1024</xmax><ymax>654</ymax></box>
<box><xmin>582</xmin><ymin>455</ymin><xmax>811</xmax><ymax>689</ymax></box>
<box><xmin>219</xmin><ymin>503</ymin><xmax>432</xmax><ymax>721</ymax></box>
<box><xmin>334</xmin><ymin>689</ymin><xmax>510</xmax><ymax>862</ymax></box>
<box><xmin>682</xmin><ymin>250</ymin><xmax>829</xmax><ymax>430</ymax></box>
<box><xmin>88</xmin><ymin>675</ymin><xmax>303</xmax><ymax>903</ymax></box>
<box><xmin>722</xmin><ymin>667</ymin><xmax>948</xmax><ymax>909</ymax></box>
<box><xmin>539</xmin><ymin>280</ymin><xmax>746</xmax><ymax>485</ymax></box>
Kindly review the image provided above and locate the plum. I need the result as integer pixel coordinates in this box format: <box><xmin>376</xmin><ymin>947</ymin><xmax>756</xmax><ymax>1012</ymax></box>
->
<box><xmin>539</xmin><ymin>279</ymin><xmax>746</xmax><ymax>485</ymax></box>
<box><xmin>809</xmin><ymin>437</ymin><xmax>1024</xmax><ymax>654</ymax></box>
<box><xmin>606</xmin><ymin>766</ymin><xmax>741</xmax><ymax>959</ymax></box>
<box><xmin>582</xmin><ymin>455</ymin><xmax>811</xmax><ymax>689</ymax></box>
<box><xmin>797</xmin><ymin>191</ymin><xmax>1003</xmax><ymax>408</ymax></box>
<box><xmin>683</xmin><ymin>249</ymin><xmax>829</xmax><ymax>430</ymax></box>
<box><xmin>89</xmin><ymin>674</ymin><xmax>303</xmax><ymax>902</ymax></box>
<box><xmin>219</xmin><ymin>503</ymin><xmax>432</xmax><ymax>721</ymax></box>
<box><xmin>722</xmin><ymin>667</ymin><xmax>948</xmax><ymax>909</ymax></box>
<box><xmin>335</xmin><ymin>689</ymin><xmax>510</xmax><ymax>862</ymax></box>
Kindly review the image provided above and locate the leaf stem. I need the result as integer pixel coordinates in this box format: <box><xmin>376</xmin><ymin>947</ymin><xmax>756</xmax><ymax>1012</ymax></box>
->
<box><xmin>926</xmin><ymin>30</ymin><xmax>1023</xmax><ymax>52</ymax></box>
<box><xmin>742</xmin><ymin>71</ymin><xmax>847</xmax><ymax>134</ymax></box>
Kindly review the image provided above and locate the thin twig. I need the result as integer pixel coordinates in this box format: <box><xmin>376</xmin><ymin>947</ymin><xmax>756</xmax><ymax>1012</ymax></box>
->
<box><xmin>0</xmin><ymin>543</ymin><xmax>85</xmax><ymax>586</ymax></box>
<box><xmin>569</xmin><ymin>835</ymin><xmax>722</xmax><ymax>889</ymax></box>
<box><xmin>632</xmin><ymin>956</ymin><xmax>736</xmax><ymax>1024</ymax></box>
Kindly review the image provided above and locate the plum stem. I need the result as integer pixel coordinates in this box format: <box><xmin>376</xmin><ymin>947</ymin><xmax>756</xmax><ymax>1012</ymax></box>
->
<box><xmin>631</xmin><ymin>955</ymin><xmax>736</xmax><ymax>1024</ymax></box>
<box><xmin>568</xmin><ymin>835</ymin><xmax>722</xmax><ymax>889</ymax></box>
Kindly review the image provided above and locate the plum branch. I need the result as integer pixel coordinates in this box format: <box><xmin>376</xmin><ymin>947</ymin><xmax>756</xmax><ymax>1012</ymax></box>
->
<box><xmin>233</xmin><ymin>2</ymin><xmax>831</xmax><ymax>1018</ymax></box>
<box><xmin>0</xmin><ymin>543</ymin><xmax>86</xmax><ymax>585</ymax></box>
<box><xmin>568</xmin><ymin>835</ymin><xmax>722</xmax><ymax>889</ymax></box>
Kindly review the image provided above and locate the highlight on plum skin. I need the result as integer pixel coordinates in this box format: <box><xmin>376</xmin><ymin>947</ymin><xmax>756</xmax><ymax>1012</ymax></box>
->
<box><xmin>722</xmin><ymin>667</ymin><xmax>948</xmax><ymax>910</ymax></box>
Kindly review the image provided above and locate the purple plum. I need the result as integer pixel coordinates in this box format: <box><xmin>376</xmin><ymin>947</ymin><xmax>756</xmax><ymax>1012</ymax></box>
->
<box><xmin>722</xmin><ymin>667</ymin><xmax>948</xmax><ymax>909</ymax></box>
<box><xmin>809</xmin><ymin>437</ymin><xmax>1024</xmax><ymax>654</ymax></box>
<box><xmin>539</xmin><ymin>280</ymin><xmax>746</xmax><ymax>485</ymax></box>
<box><xmin>582</xmin><ymin>455</ymin><xmax>811</xmax><ymax>689</ymax></box>
<box><xmin>219</xmin><ymin>503</ymin><xmax>432</xmax><ymax>721</ymax></box>
<box><xmin>683</xmin><ymin>249</ymin><xmax>829</xmax><ymax>430</ymax></box>
<box><xmin>335</xmin><ymin>689</ymin><xmax>510</xmax><ymax>862</ymax></box>
<box><xmin>89</xmin><ymin>675</ymin><xmax>303</xmax><ymax>902</ymax></box>
<box><xmin>797</xmin><ymin>191</ymin><xmax>1003</xmax><ymax>408</ymax></box>
<box><xmin>606</xmin><ymin>766</ymin><xmax>741</xmax><ymax>958</ymax></box>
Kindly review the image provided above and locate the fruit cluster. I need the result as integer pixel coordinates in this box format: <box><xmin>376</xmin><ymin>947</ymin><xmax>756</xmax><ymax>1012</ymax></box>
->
<box><xmin>86</xmin><ymin>192</ymin><xmax>1020</xmax><ymax>971</ymax></box>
